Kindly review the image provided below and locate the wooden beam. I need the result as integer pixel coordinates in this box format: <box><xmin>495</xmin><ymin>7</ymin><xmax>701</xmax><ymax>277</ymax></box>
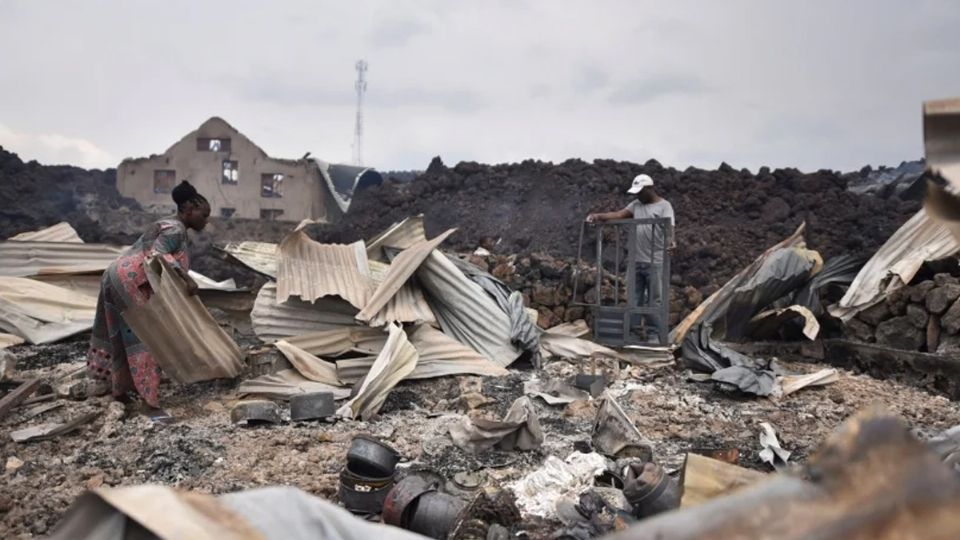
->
<box><xmin>0</xmin><ymin>378</ymin><xmax>42</xmax><ymax>420</ymax></box>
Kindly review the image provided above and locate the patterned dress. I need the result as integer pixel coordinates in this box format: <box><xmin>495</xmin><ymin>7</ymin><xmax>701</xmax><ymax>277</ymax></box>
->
<box><xmin>87</xmin><ymin>218</ymin><xmax>190</xmax><ymax>407</ymax></box>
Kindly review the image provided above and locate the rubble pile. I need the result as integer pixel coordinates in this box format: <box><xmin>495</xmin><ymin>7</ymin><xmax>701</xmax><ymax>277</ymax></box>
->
<box><xmin>319</xmin><ymin>157</ymin><xmax>921</xmax><ymax>297</ymax></box>
<box><xmin>845</xmin><ymin>272</ymin><xmax>960</xmax><ymax>353</ymax></box>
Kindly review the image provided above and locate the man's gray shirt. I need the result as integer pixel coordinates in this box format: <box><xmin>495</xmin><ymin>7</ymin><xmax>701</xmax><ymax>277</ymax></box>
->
<box><xmin>623</xmin><ymin>199</ymin><xmax>675</xmax><ymax>265</ymax></box>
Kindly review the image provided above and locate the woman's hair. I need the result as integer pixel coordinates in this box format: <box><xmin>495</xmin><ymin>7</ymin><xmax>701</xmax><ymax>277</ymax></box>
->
<box><xmin>171</xmin><ymin>181</ymin><xmax>208</xmax><ymax>212</ymax></box>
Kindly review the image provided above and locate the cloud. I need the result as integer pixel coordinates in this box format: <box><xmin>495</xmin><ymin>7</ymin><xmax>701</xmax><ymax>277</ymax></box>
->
<box><xmin>370</xmin><ymin>17</ymin><xmax>431</xmax><ymax>48</ymax></box>
<box><xmin>0</xmin><ymin>124</ymin><xmax>117</xmax><ymax>168</ymax></box>
<box><xmin>608</xmin><ymin>74</ymin><xmax>709</xmax><ymax>104</ymax></box>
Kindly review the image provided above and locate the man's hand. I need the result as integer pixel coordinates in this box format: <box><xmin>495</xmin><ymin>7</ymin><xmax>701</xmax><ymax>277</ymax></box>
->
<box><xmin>186</xmin><ymin>278</ymin><xmax>200</xmax><ymax>296</ymax></box>
<box><xmin>586</xmin><ymin>213</ymin><xmax>600</xmax><ymax>223</ymax></box>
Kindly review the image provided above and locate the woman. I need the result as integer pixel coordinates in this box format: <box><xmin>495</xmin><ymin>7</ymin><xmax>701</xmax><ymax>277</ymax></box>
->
<box><xmin>87</xmin><ymin>181</ymin><xmax>210</xmax><ymax>419</ymax></box>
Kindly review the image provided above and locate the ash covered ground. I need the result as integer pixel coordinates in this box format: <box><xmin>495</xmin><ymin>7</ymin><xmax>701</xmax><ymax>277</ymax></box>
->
<box><xmin>3</xmin><ymin>335</ymin><xmax>960</xmax><ymax>538</ymax></box>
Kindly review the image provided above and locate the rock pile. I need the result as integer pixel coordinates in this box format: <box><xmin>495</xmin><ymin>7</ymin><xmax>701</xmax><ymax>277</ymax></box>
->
<box><xmin>319</xmin><ymin>157</ymin><xmax>920</xmax><ymax>303</ymax></box>
<box><xmin>845</xmin><ymin>273</ymin><xmax>960</xmax><ymax>353</ymax></box>
<box><xmin>466</xmin><ymin>252</ymin><xmax>704</xmax><ymax>329</ymax></box>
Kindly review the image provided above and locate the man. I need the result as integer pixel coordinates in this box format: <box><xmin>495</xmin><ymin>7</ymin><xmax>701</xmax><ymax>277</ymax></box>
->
<box><xmin>586</xmin><ymin>173</ymin><xmax>675</xmax><ymax>340</ymax></box>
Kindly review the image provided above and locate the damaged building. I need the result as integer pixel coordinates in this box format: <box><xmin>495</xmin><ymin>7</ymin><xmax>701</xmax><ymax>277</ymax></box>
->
<box><xmin>116</xmin><ymin>117</ymin><xmax>383</xmax><ymax>222</ymax></box>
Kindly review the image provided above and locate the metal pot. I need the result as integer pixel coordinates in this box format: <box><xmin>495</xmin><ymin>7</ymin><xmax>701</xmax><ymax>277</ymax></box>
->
<box><xmin>406</xmin><ymin>491</ymin><xmax>467</xmax><ymax>539</ymax></box>
<box><xmin>339</xmin><ymin>468</ymin><xmax>395</xmax><ymax>514</ymax></box>
<box><xmin>347</xmin><ymin>435</ymin><xmax>400</xmax><ymax>477</ymax></box>
<box><xmin>382</xmin><ymin>476</ymin><xmax>437</xmax><ymax>527</ymax></box>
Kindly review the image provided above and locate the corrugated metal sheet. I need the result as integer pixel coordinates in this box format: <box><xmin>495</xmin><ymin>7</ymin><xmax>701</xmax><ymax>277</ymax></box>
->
<box><xmin>0</xmin><ymin>277</ymin><xmax>96</xmax><ymax>344</ymax></box>
<box><xmin>274</xmin><ymin>339</ymin><xmax>342</xmax><ymax>385</ymax></box>
<box><xmin>0</xmin><ymin>241</ymin><xmax>123</xmax><ymax>277</ymax></box>
<box><xmin>189</xmin><ymin>271</ymin><xmax>241</xmax><ymax>291</ymax></box>
<box><xmin>416</xmin><ymin>250</ymin><xmax>522</xmax><ymax>367</ymax></box>
<box><xmin>357</xmin><ymin>230</ymin><xmax>454</xmax><ymax>325</ymax></box>
<box><xmin>367</xmin><ymin>283</ymin><xmax>436</xmax><ymax>327</ymax></box>
<box><xmin>337</xmin><ymin>324</ymin><xmax>508</xmax><ymax>383</ymax></box>
<box><xmin>237</xmin><ymin>369</ymin><xmax>351</xmax><ymax>401</ymax></box>
<box><xmin>30</xmin><ymin>274</ymin><xmax>102</xmax><ymax>298</ymax></box>
<box><xmin>282</xmin><ymin>326</ymin><xmax>387</xmax><ymax>357</ymax></box>
<box><xmin>336</xmin><ymin>323</ymin><xmax>418</xmax><ymax>420</ymax></box>
<box><xmin>0</xmin><ymin>333</ymin><xmax>25</xmax><ymax>349</ymax></box>
<box><xmin>220</xmin><ymin>241</ymin><xmax>278</xmax><ymax>278</ymax></box>
<box><xmin>0</xmin><ymin>277</ymin><xmax>96</xmax><ymax>322</ymax></box>
<box><xmin>539</xmin><ymin>332</ymin><xmax>624</xmax><ymax>360</ymax></box>
<box><xmin>276</xmin><ymin>231</ymin><xmax>374</xmax><ymax>309</ymax></box>
<box><xmin>366</xmin><ymin>215</ymin><xmax>427</xmax><ymax>262</ymax></box>
<box><xmin>251</xmin><ymin>283</ymin><xmax>359</xmax><ymax>342</ymax></box>
<box><xmin>830</xmin><ymin>210</ymin><xmax>960</xmax><ymax>321</ymax></box>
<box><xmin>9</xmin><ymin>222</ymin><xmax>84</xmax><ymax>243</ymax></box>
<box><xmin>547</xmin><ymin>320</ymin><xmax>590</xmax><ymax>338</ymax></box>
<box><xmin>122</xmin><ymin>258</ymin><xmax>243</xmax><ymax>384</ymax></box>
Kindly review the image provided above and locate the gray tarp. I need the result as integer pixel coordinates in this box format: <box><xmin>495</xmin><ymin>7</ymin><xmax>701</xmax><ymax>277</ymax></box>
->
<box><xmin>723</xmin><ymin>248</ymin><xmax>819</xmax><ymax>340</ymax></box>
<box><xmin>682</xmin><ymin>323</ymin><xmax>781</xmax><ymax>397</ymax></box>
<box><xmin>792</xmin><ymin>254</ymin><xmax>867</xmax><ymax>317</ymax></box>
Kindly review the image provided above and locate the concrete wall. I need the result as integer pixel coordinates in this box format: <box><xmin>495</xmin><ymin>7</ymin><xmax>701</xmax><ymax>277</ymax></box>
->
<box><xmin>117</xmin><ymin>117</ymin><xmax>327</xmax><ymax>222</ymax></box>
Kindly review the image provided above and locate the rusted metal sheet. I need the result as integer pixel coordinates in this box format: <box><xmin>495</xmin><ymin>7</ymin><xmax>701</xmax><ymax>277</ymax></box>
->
<box><xmin>251</xmin><ymin>283</ymin><xmax>359</xmax><ymax>342</ymax></box>
<box><xmin>365</xmin><ymin>215</ymin><xmax>427</xmax><ymax>262</ymax></box>
<box><xmin>606</xmin><ymin>409</ymin><xmax>960</xmax><ymax>540</ymax></box>
<box><xmin>122</xmin><ymin>258</ymin><xmax>243</xmax><ymax>384</ymax></box>
<box><xmin>276</xmin><ymin>231</ymin><xmax>373</xmax><ymax>309</ymax></box>
<box><xmin>9</xmin><ymin>222</ymin><xmax>84</xmax><ymax>243</ymax></box>
<box><xmin>357</xmin><ymin>230</ymin><xmax>454</xmax><ymax>325</ymax></box>
<box><xmin>337</xmin><ymin>323</ymin><xmax>418</xmax><ymax>420</ymax></box>
<box><xmin>0</xmin><ymin>241</ymin><xmax>123</xmax><ymax>277</ymax></box>
<box><xmin>416</xmin><ymin>250</ymin><xmax>521</xmax><ymax>367</ymax></box>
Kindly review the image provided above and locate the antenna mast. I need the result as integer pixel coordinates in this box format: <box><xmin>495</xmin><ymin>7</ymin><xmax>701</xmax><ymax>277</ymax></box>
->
<box><xmin>353</xmin><ymin>59</ymin><xmax>368</xmax><ymax>166</ymax></box>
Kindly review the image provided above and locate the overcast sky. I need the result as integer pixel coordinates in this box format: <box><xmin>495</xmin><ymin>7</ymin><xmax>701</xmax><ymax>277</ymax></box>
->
<box><xmin>1</xmin><ymin>1</ymin><xmax>958</xmax><ymax>172</ymax></box>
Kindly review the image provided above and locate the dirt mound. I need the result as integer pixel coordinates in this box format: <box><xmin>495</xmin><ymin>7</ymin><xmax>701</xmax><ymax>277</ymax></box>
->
<box><xmin>317</xmin><ymin>157</ymin><xmax>920</xmax><ymax>294</ymax></box>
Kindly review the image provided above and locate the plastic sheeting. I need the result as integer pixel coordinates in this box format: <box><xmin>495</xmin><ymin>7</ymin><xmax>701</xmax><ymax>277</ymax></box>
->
<box><xmin>792</xmin><ymin>254</ymin><xmax>867</xmax><ymax>316</ymax></box>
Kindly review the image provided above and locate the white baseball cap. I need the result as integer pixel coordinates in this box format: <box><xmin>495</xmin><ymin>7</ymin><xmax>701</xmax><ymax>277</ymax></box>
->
<box><xmin>627</xmin><ymin>174</ymin><xmax>654</xmax><ymax>194</ymax></box>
